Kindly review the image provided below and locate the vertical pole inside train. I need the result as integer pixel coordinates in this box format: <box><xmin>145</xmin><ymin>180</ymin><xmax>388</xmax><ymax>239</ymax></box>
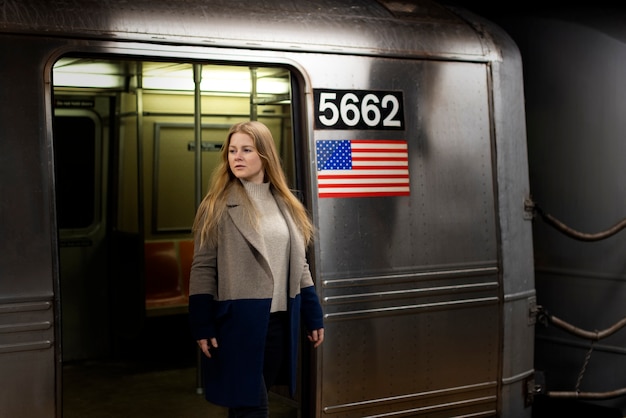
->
<box><xmin>136</xmin><ymin>62</ymin><xmax>145</xmax><ymax>239</ymax></box>
<box><xmin>193</xmin><ymin>63</ymin><xmax>203</xmax><ymax>211</ymax></box>
<box><xmin>192</xmin><ymin>62</ymin><xmax>204</xmax><ymax>395</ymax></box>
<box><xmin>250</xmin><ymin>67</ymin><xmax>258</xmax><ymax>121</ymax></box>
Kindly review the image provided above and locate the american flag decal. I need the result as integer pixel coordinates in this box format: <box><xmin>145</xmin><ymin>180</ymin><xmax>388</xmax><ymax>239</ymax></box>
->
<box><xmin>315</xmin><ymin>139</ymin><xmax>410</xmax><ymax>198</ymax></box>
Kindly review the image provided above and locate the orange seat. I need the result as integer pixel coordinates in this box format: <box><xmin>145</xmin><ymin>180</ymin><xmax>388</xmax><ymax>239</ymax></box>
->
<box><xmin>178</xmin><ymin>239</ymin><xmax>194</xmax><ymax>297</ymax></box>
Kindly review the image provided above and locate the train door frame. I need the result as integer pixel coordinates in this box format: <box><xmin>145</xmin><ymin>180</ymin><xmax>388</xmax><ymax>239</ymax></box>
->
<box><xmin>49</xmin><ymin>46</ymin><xmax>317</xmax><ymax>417</ymax></box>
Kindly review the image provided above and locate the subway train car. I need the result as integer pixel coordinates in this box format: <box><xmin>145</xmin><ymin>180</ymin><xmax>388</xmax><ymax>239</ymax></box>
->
<box><xmin>0</xmin><ymin>1</ymin><xmax>535</xmax><ymax>417</ymax></box>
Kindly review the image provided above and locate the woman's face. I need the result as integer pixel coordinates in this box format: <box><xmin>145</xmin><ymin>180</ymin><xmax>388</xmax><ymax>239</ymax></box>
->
<box><xmin>228</xmin><ymin>132</ymin><xmax>265</xmax><ymax>184</ymax></box>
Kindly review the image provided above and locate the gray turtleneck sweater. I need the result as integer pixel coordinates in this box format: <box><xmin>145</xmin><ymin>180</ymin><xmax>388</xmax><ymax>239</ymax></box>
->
<box><xmin>242</xmin><ymin>180</ymin><xmax>290</xmax><ymax>312</ymax></box>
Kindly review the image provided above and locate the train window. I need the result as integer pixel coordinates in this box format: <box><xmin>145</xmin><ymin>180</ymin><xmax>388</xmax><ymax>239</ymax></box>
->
<box><xmin>53</xmin><ymin>110</ymin><xmax>101</xmax><ymax>231</ymax></box>
<box><xmin>53</xmin><ymin>57</ymin><xmax>297</xmax><ymax>238</ymax></box>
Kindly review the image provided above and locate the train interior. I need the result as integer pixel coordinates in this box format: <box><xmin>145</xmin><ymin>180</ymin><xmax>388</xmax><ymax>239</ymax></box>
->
<box><xmin>53</xmin><ymin>56</ymin><xmax>300</xmax><ymax>417</ymax></box>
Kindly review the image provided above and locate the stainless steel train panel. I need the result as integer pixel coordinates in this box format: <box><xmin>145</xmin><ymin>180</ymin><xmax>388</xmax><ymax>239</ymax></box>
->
<box><xmin>0</xmin><ymin>0</ymin><xmax>485</xmax><ymax>59</ymax></box>
<box><xmin>320</xmin><ymin>284</ymin><xmax>500</xmax><ymax>417</ymax></box>
<box><xmin>306</xmin><ymin>55</ymin><xmax>502</xmax><ymax>417</ymax></box>
<box><xmin>0</xmin><ymin>33</ymin><xmax>58</xmax><ymax>418</ymax></box>
<box><xmin>0</xmin><ymin>301</ymin><xmax>55</xmax><ymax>416</ymax></box>
<box><xmin>311</xmin><ymin>58</ymin><xmax>496</xmax><ymax>272</ymax></box>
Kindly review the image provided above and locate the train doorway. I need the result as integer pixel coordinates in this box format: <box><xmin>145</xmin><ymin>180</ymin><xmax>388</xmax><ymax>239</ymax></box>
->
<box><xmin>52</xmin><ymin>57</ymin><xmax>303</xmax><ymax>417</ymax></box>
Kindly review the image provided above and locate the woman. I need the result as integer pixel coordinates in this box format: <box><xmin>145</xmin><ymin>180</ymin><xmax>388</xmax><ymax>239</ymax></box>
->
<box><xmin>188</xmin><ymin>121</ymin><xmax>324</xmax><ymax>417</ymax></box>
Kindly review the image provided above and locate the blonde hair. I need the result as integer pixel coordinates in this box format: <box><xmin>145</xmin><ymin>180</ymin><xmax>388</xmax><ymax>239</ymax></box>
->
<box><xmin>192</xmin><ymin>121</ymin><xmax>313</xmax><ymax>248</ymax></box>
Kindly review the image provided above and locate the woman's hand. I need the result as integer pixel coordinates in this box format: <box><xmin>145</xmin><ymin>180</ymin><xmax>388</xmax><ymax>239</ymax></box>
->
<box><xmin>198</xmin><ymin>337</ymin><xmax>218</xmax><ymax>358</ymax></box>
<box><xmin>307</xmin><ymin>328</ymin><xmax>324</xmax><ymax>348</ymax></box>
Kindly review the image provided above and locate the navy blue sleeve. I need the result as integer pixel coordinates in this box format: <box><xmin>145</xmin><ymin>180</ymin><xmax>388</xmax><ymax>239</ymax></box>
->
<box><xmin>300</xmin><ymin>285</ymin><xmax>324</xmax><ymax>331</ymax></box>
<box><xmin>188</xmin><ymin>293</ymin><xmax>216</xmax><ymax>340</ymax></box>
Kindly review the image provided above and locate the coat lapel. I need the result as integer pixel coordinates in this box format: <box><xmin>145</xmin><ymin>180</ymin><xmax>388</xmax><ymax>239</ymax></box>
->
<box><xmin>224</xmin><ymin>183</ymin><xmax>306</xmax><ymax>288</ymax></box>
<box><xmin>225</xmin><ymin>185</ymin><xmax>271</xmax><ymax>271</ymax></box>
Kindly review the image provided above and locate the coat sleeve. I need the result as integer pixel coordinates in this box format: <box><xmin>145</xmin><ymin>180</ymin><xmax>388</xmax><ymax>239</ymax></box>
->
<box><xmin>189</xmin><ymin>294</ymin><xmax>216</xmax><ymax>340</ymax></box>
<box><xmin>300</xmin><ymin>285</ymin><xmax>324</xmax><ymax>332</ymax></box>
<box><xmin>189</xmin><ymin>232</ymin><xmax>218</xmax><ymax>296</ymax></box>
<box><xmin>297</xmin><ymin>250</ymin><xmax>324</xmax><ymax>331</ymax></box>
<box><xmin>188</xmin><ymin>232</ymin><xmax>218</xmax><ymax>340</ymax></box>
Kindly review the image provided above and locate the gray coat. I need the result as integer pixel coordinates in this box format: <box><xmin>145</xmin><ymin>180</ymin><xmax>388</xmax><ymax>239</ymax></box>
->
<box><xmin>188</xmin><ymin>183</ymin><xmax>324</xmax><ymax>407</ymax></box>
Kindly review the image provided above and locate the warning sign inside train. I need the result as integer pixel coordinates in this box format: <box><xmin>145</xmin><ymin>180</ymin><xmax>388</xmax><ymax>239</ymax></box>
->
<box><xmin>316</xmin><ymin>139</ymin><xmax>410</xmax><ymax>198</ymax></box>
<box><xmin>314</xmin><ymin>89</ymin><xmax>404</xmax><ymax>130</ymax></box>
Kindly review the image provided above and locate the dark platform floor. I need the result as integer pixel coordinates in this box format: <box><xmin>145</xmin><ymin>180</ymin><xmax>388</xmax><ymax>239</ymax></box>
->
<box><xmin>63</xmin><ymin>361</ymin><xmax>298</xmax><ymax>418</ymax></box>
<box><xmin>62</xmin><ymin>314</ymin><xmax>298</xmax><ymax>418</ymax></box>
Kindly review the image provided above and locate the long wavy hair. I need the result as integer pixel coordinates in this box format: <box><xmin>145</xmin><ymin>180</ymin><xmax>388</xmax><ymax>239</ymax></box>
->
<box><xmin>192</xmin><ymin>121</ymin><xmax>313</xmax><ymax>248</ymax></box>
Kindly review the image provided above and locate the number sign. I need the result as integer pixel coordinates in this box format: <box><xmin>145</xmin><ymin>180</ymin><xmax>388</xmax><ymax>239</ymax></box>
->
<box><xmin>314</xmin><ymin>89</ymin><xmax>404</xmax><ymax>130</ymax></box>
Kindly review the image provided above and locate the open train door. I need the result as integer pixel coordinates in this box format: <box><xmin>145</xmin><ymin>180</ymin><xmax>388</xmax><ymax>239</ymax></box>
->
<box><xmin>51</xmin><ymin>56</ymin><xmax>308</xmax><ymax>416</ymax></box>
